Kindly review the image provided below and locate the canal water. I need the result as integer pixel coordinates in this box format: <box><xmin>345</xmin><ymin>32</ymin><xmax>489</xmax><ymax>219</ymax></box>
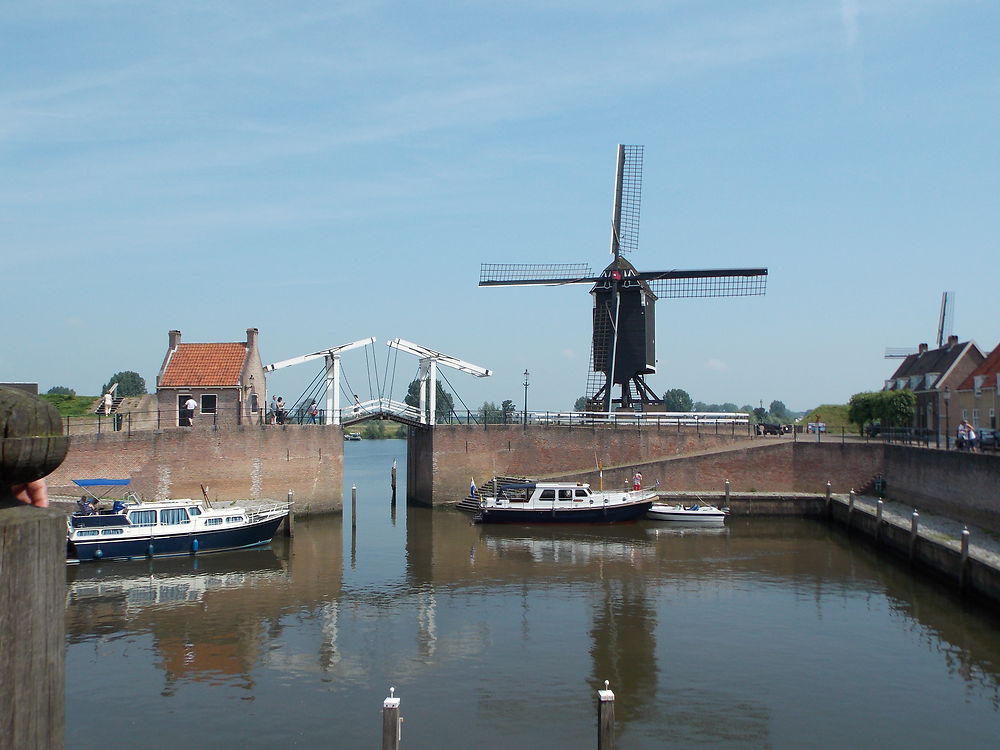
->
<box><xmin>65</xmin><ymin>439</ymin><xmax>1000</xmax><ymax>748</ymax></box>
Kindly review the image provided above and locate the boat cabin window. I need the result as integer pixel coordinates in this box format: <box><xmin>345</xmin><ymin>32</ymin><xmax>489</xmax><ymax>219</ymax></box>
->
<box><xmin>574</xmin><ymin>489</ymin><xmax>589</xmax><ymax>501</ymax></box>
<box><xmin>188</xmin><ymin>507</ymin><xmax>202</xmax><ymax>516</ymax></box>
<box><xmin>558</xmin><ymin>489</ymin><xmax>573</xmax><ymax>501</ymax></box>
<box><xmin>160</xmin><ymin>508</ymin><xmax>190</xmax><ymax>525</ymax></box>
<box><xmin>128</xmin><ymin>509</ymin><xmax>157</xmax><ymax>527</ymax></box>
<box><xmin>226</xmin><ymin>515</ymin><xmax>245</xmax><ymax>523</ymax></box>
<box><xmin>539</xmin><ymin>489</ymin><xmax>556</xmax><ymax>501</ymax></box>
<box><xmin>205</xmin><ymin>518</ymin><xmax>223</xmax><ymax>526</ymax></box>
<box><xmin>77</xmin><ymin>530</ymin><xmax>100</xmax><ymax>537</ymax></box>
<box><xmin>101</xmin><ymin>528</ymin><xmax>124</xmax><ymax>535</ymax></box>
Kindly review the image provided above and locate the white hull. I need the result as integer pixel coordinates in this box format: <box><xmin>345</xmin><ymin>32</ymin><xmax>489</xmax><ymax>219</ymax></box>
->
<box><xmin>647</xmin><ymin>503</ymin><xmax>727</xmax><ymax>524</ymax></box>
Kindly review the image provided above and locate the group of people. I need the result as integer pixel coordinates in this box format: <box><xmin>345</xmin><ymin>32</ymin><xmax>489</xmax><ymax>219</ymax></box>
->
<box><xmin>269</xmin><ymin>396</ymin><xmax>287</xmax><ymax>425</ymax></box>
<box><xmin>956</xmin><ymin>419</ymin><xmax>978</xmax><ymax>451</ymax></box>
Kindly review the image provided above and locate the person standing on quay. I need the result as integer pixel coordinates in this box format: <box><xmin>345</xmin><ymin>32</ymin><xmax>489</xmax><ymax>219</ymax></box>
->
<box><xmin>633</xmin><ymin>471</ymin><xmax>643</xmax><ymax>491</ymax></box>
<box><xmin>184</xmin><ymin>396</ymin><xmax>197</xmax><ymax>426</ymax></box>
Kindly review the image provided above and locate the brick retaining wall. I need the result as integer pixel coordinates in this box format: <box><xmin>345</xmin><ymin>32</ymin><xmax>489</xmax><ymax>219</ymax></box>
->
<box><xmin>48</xmin><ymin>425</ymin><xmax>344</xmax><ymax>515</ymax></box>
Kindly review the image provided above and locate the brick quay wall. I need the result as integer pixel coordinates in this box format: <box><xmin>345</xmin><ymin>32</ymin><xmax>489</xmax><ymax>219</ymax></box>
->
<box><xmin>48</xmin><ymin>425</ymin><xmax>344</xmax><ymax>515</ymax></box>
<box><xmin>414</xmin><ymin>427</ymin><xmax>1000</xmax><ymax>531</ymax></box>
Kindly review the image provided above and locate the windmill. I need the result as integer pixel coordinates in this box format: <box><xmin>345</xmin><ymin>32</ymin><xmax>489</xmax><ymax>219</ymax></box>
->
<box><xmin>479</xmin><ymin>144</ymin><xmax>768</xmax><ymax>412</ymax></box>
<box><xmin>884</xmin><ymin>292</ymin><xmax>955</xmax><ymax>359</ymax></box>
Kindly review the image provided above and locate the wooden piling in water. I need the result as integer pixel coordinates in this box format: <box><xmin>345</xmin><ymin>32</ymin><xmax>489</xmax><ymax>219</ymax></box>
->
<box><xmin>391</xmin><ymin>460</ymin><xmax>397</xmax><ymax>505</ymax></box>
<box><xmin>284</xmin><ymin>490</ymin><xmax>294</xmax><ymax>537</ymax></box>
<box><xmin>382</xmin><ymin>687</ymin><xmax>401</xmax><ymax>750</ymax></box>
<box><xmin>909</xmin><ymin>509</ymin><xmax>920</xmax><ymax>561</ymax></box>
<box><xmin>597</xmin><ymin>680</ymin><xmax>616</xmax><ymax>750</ymax></box>
<box><xmin>352</xmin><ymin>484</ymin><xmax>357</xmax><ymax>531</ymax></box>
<box><xmin>960</xmin><ymin>526</ymin><xmax>970</xmax><ymax>589</ymax></box>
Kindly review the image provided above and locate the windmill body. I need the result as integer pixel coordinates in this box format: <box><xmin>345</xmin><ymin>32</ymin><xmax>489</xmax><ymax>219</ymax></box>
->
<box><xmin>480</xmin><ymin>145</ymin><xmax>767</xmax><ymax>412</ymax></box>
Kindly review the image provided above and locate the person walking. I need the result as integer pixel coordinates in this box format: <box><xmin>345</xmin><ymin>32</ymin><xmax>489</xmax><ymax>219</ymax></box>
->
<box><xmin>308</xmin><ymin>400</ymin><xmax>319</xmax><ymax>424</ymax></box>
<box><xmin>103</xmin><ymin>392</ymin><xmax>113</xmax><ymax>415</ymax></box>
<box><xmin>276</xmin><ymin>397</ymin><xmax>286</xmax><ymax>425</ymax></box>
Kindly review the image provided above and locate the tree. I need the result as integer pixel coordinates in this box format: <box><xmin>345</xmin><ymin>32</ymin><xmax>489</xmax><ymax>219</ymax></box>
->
<box><xmin>101</xmin><ymin>371</ymin><xmax>146</xmax><ymax>397</ymax></box>
<box><xmin>47</xmin><ymin>386</ymin><xmax>76</xmax><ymax>396</ymax></box>
<box><xmin>405</xmin><ymin>379</ymin><xmax>455</xmax><ymax>422</ymax></box>
<box><xmin>662</xmin><ymin>388</ymin><xmax>693</xmax><ymax>412</ymax></box>
<box><xmin>752</xmin><ymin>406</ymin><xmax>767</xmax><ymax>423</ymax></box>
<box><xmin>501</xmin><ymin>400</ymin><xmax>516</xmax><ymax>422</ymax></box>
<box><xmin>848</xmin><ymin>392</ymin><xmax>880</xmax><ymax>435</ymax></box>
<box><xmin>769</xmin><ymin>400</ymin><xmax>791</xmax><ymax>422</ymax></box>
<box><xmin>573</xmin><ymin>396</ymin><xmax>588</xmax><ymax>411</ymax></box>
<box><xmin>879</xmin><ymin>390</ymin><xmax>916</xmax><ymax>428</ymax></box>
<box><xmin>479</xmin><ymin>401</ymin><xmax>501</xmax><ymax>423</ymax></box>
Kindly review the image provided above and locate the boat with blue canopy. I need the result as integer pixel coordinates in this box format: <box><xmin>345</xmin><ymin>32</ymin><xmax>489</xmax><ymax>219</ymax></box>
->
<box><xmin>66</xmin><ymin>479</ymin><xmax>290</xmax><ymax>563</ymax></box>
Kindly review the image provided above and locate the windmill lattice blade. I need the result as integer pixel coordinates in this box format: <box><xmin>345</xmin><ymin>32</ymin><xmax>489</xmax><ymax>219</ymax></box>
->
<box><xmin>612</xmin><ymin>145</ymin><xmax>643</xmax><ymax>257</ymax></box>
<box><xmin>480</xmin><ymin>263</ymin><xmax>595</xmax><ymax>286</ymax></box>
<box><xmin>644</xmin><ymin>270</ymin><xmax>768</xmax><ymax>298</ymax></box>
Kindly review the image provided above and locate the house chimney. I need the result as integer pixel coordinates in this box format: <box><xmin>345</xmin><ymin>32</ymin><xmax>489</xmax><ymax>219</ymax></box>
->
<box><xmin>918</xmin><ymin>343</ymin><xmax>928</xmax><ymax>354</ymax></box>
<box><xmin>947</xmin><ymin>334</ymin><xmax>959</xmax><ymax>347</ymax></box>
<box><xmin>246</xmin><ymin>328</ymin><xmax>258</xmax><ymax>350</ymax></box>
<box><xmin>168</xmin><ymin>330</ymin><xmax>181</xmax><ymax>350</ymax></box>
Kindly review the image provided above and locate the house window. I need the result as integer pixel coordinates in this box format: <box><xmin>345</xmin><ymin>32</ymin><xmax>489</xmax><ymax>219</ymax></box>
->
<box><xmin>201</xmin><ymin>394</ymin><xmax>217</xmax><ymax>414</ymax></box>
<box><xmin>249</xmin><ymin>393</ymin><xmax>259</xmax><ymax>413</ymax></box>
<box><xmin>961</xmin><ymin>409</ymin><xmax>968</xmax><ymax>421</ymax></box>
<box><xmin>973</xmin><ymin>409</ymin><xmax>980</xmax><ymax>427</ymax></box>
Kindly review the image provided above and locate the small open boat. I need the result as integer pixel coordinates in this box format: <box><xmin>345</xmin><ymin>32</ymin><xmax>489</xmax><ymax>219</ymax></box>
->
<box><xmin>647</xmin><ymin>502</ymin><xmax>728</xmax><ymax>525</ymax></box>
<box><xmin>66</xmin><ymin>479</ymin><xmax>290</xmax><ymax>563</ymax></box>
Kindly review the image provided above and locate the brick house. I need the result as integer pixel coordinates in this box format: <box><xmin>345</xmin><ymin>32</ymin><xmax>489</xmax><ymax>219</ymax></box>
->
<box><xmin>156</xmin><ymin>328</ymin><xmax>266</xmax><ymax>427</ymax></box>
<box><xmin>883</xmin><ymin>335</ymin><xmax>985</xmax><ymax>434</ymax></box>
<box><xmin>953</xmin><ymin>344</ymin><xmax>1000</xmax><ymax>431</ymax></box>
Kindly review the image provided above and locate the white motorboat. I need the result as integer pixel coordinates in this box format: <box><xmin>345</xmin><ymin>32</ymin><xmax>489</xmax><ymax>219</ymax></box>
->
<box><xmin>647</xmin><ymin>502</ymin><xmax>728</xmax><ymax>525</ymax></box>
<box><xmin>468</xmin><ymin>477</ymin><xmax>657</xmax><ymax>524</ymax></box>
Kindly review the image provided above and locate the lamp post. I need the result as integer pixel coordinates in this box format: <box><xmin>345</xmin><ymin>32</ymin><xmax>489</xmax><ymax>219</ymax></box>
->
<box><xmin>523</xmin><ymin>369</ymin><xmax>530</xmax><ymax>426</ymax></box>
<box><xmin>943</xmin><ymin>387</ymin><xmax>951</xmax><ymax>450</ymax></box>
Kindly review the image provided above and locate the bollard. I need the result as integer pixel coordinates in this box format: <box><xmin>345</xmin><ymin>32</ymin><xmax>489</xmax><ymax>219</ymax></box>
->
<box><xmin>352</xmin><ymin>484</ymin><xmax>357</xmax><ymax>531</ymax></box>
<box><xmin>284</xmin><ymin>490</ymin><xmax>294</xmax><ymax>538</ymax></box>
<box><xmin>391</xmin><ymin>459</ymin><xmax>397</xmax><ymax>505</ymax></box>
<box><xmin>382</xmin><ymin>687</ymin><xmax>402</xmax><ymax>750</ymax></box>
<box><xmin>909</xmin><ymin>509</ymin><xmax>919</xmax><ymax>561</ymax></box>
<box><xmin>876</xmin><ymin>499</ymin><xmax>884</xmax><ymax>542</ymax></box>
<box><xmin>825</xmin><ymin>481</ymin><xmax>832</xmax><ymax>518</ymax></box>
<box><xmin>960</xmin><ymin>526</ymin><xmax>970</xmax><ymax>588</ymax></box>
<box><xmin>724</xmin><ymin>479</ymin><xmax>730</xmax><ymax>506</ymax></box>
<box><xmin>0</xmin><ymin>387</ymin><xmax>69</xmax><ymax>750</ymax></box>
<box><xmin>597</xmin><ymin>680</ymin><xmax>616</xmax><ymax>750</ymax></box>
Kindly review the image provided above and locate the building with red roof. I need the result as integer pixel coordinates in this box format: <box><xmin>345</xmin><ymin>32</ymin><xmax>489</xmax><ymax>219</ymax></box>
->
<box><xmin>953</xmin><ymin>343</ymin><xmax>1000</xmax><ymax>431</ymax></box>
<box><xmin>155</xmin><ymin>328</ymin><xmax>265</xmax><ymax>426</ymax></box>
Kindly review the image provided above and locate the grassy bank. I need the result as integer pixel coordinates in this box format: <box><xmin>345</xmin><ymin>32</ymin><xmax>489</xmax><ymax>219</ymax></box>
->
<box><xmin>40</xmin><ymin>394</ymin><xmax>99</xmax><ymax>417</ymax></box>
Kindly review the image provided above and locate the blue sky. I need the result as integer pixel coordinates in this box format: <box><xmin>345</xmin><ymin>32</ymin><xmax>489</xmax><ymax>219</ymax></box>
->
<box><xmin>3</xmin><ymin>0</ymin><xmax>998</xmax><ymax>413</ymax></box>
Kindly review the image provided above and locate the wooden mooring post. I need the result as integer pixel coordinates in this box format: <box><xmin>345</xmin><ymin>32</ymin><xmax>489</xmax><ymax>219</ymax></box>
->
<box><xmin>284</xmin><ymin>490</ymin><xmax>294</xmax><ymax>537</ymax></box>
<box><xmin>909</xmin><ymin>509</ymin><xmax>920</xmax><ymax>561</ymax></box>
<box><xmin>391</xmin><ymin>459</ymin><xmax>397</xmax><ymax>506</ymax></box>
<box><xmin>597</xmin><ymin>680</ymin><xmax>616</xmax><ymax>750</ymax></box>
<box><xmin>960</xmin><ymin>526</ymin><xmax>971</xmax><ymax>589</ymax></box>
<box><xmin>382</xmin><ymin>687</ymin><xmax>402</xmax><ymax>750</ymax></box>
<box><xmin>0</xmin><ymin>387</ymin><xmax>70</xmax><ymax>750</ymax></box>
<box><xmin>825</xmin><ymin>481</ymin><xmax>832</xmax><ymax>518</ymax></box>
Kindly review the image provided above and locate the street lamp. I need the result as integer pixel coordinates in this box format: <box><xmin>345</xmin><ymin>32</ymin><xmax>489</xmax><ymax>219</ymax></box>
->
<box><xmin>942</xmin><ymin>387</ymin><xmax>951</xmax><ymax>450</ymax></box>
<box><xmin>523</xmin><ymin>369</ymin><xmax>530</xmax><ymax>426</ymax></box>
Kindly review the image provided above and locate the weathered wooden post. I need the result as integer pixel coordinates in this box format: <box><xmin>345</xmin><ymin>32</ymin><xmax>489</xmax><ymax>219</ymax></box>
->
<box><xmin>391</xmin><ymin>459</ymin><xmax>397</xmax><ymax>506</ymax></box>
<box><xmin>909</xmin><ymin>509</ymin><xmax>920</xmax><ymax>561</ymax></box>
<box><xmin>848</xmin><ymin>489</ymin><xmax>855</xmax><ymax>525</ymax></box>
<box><xmin>382</xmin><ymin>687</ymin><xmax>401</xmax><ymax>750</ymax></box>
<box><xmin>0</xmin><ymin>387</ymin><xmax>70</xmax><ymax>750</ymax></box>
<box><xmin>876</xmin><ymin>499</ymin><xmax>884</xmax><ymax>543</ymax></box>
<box><xmin>825</xmin><ymin>481</ymin><xmax>832</xmax><ymax>518</ymax></box>
<box><xmin>724</xmin><ymin>479</ymin><xmax>730</xmax><ymax>507</ymax></box>
<box><xmin>960</xmin><ymin>526</ymin><xmax>970</xmax><ymax>589</ymax></box>
<box><xmin>284</xmin><ymin>490</ymin><xmax>294</xmax><ymax>537</ymax></box>
<box><xmin>597</xmin><ymin>680</ymin><xmax>616</xmax><ymax>750</ymax></box>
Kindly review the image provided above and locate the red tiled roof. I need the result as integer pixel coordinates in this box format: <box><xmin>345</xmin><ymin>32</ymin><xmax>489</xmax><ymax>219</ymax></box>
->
<box><xmin>956</xmin><ymin>344</ymin><xmax>1000</xmax><ymax>390</ymax></box>
<box><xmin>160</xmin><ymin>343</ymin><xmax>247</xmax><ymax>387</ymax></box>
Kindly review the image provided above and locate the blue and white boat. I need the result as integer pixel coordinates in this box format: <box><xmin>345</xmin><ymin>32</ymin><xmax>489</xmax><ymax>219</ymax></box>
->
<box><xmin>66</xmin><ymin>480</ymin><xmax>290</xmax><ymax>563</ymax></box>
<box><xmin>471</xmin><ymin>478</ymin><xmax>656</xmax><ymax>524</ymax></box>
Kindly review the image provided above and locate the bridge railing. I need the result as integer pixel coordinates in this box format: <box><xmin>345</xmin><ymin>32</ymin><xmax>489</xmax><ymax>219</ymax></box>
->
<box><xmin>439</xmin><ymin>409</ymin><xmax>752</xmax><ymax>432</ymax></box>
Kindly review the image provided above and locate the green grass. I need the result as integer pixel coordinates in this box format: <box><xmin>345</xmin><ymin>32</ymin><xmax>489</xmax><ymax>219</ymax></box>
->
<box><xmin>40</xmin><ymin>394</ymin><xmax>100</xmax><ymax>417</ymax></box>
<box><xmin>800</xmin><ymin>403</ymin><xmax>852</xmax><ymax>431</ymax></box>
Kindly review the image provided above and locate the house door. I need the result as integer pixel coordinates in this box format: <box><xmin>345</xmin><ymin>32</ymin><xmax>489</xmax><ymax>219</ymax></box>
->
<box><xmin>177</xmin><ymin>395</ymin><xmax>191</xmax><ymax>426</ymax></box>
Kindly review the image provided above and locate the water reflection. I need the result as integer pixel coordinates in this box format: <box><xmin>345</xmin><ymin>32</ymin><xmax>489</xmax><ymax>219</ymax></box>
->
<box><xmin>64</xmin><ymin>460</ymin><xmax>1000</xmax><ymax>749</ymax></box>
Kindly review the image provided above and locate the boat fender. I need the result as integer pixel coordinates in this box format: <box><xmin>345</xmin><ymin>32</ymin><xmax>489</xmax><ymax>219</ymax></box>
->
<box><xmin>147</xmin><ymin>543</ymin><xmax>155</xmax><ymax>557</ymax></box>
<box><xmin>94</xmin><ymin>548</ymin><xmax>103</xmax><ymax>559</ymax></box>
<box><xmin>192</xmin><ymin>538</ymin><xmax>199</xmax><ymax>553</ymax></box>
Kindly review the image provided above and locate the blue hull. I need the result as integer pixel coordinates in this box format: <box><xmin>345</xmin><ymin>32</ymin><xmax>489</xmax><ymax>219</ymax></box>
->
<box><xmin>67</xmin><ymin>516</ymin><xmax>286</xmax><ymax>562</ymax></box>
<box><xmin>477</xmin><ymin>500</ymin><xmax>652</xmax><ymax>524</ymax></box>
